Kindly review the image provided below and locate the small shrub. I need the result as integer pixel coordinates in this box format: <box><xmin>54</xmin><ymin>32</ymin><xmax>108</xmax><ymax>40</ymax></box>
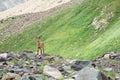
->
<box><xmin>105</xmin><ymin>71</ymin><xmax>116</xmax><ymax>78</ymax></box>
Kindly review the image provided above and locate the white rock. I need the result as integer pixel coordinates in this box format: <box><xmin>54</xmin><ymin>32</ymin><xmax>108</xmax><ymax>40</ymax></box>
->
<box><xmin>103</xmin><ymin>54</ymin><xmax>110</xmax><ymax>59</ymax></box>
<box><xmin>116</xmin><ymin>73</ymin><xmax>120</xmax><ymax>80</ymax></box>
<box><xmin>43</xmin><ymin>65</ymin><xmax>63</xmax><ymax>79</ymax></box>
<box><xmin>103</xmin><ymin>68</ymin><xmax>112</xmax><ymax>72</ymax></box>
<box><xmin>0</xmin><ymin>53</ymin><xmax>7</xmax><ymax>59</ymax></box>
<box><xmin>66</xmin><ymin>59</ymin><xmax>76</xmax><ymax>64</ymax></box>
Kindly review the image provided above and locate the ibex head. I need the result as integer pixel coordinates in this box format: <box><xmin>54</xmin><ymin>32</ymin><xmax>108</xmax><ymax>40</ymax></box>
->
<box><xmin>36</xmin><ymin>35</ymin><xmax>42</xmax><ymax>39</ymax></box>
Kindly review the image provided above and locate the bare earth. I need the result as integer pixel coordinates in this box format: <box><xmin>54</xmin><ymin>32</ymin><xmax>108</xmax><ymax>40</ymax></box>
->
<box><xmin>0</xmin><ymin>0</ymin><xmax>83</xmax><ymax>42</ymax></box>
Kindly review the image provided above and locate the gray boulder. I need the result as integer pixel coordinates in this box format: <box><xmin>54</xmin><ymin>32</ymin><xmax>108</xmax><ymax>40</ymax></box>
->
<box><xmin>71</xmin><ymin>60</ymin><xmax>92</xmax><ymax>71</ymax></box>
<box><xmin>14</xmin><ymin>68</ymin><xmax>31</xmax><ymax>73</ymax></box>
<box><xmin>75</xmin><ymin>67</ymin><xmax>110</xmax><ymax>80</ymax></box>
<box><xmin>22</xmin><ymin>50</ymin><xmax>35</xmax><ymax>59</ymax></box>
<box><xmin>110</xmin><ymin>54</ymin><xmax>120</xmax><ymax>60</ymax></box>
<box><xmin>22</xmin><ymin>73</ymin><xmax>29</xmax><ymax>80</ymax></box>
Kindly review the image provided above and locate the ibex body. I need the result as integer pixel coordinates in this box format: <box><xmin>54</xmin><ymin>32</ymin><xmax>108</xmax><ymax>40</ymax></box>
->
<box><xmin>36</xmin><ymin>36</ymin><xmax>44</xmax><ymax>55</ymax></box>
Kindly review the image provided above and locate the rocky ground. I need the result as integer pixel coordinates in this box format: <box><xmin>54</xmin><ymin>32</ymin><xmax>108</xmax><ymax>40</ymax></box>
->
<box><xmin>93</xmin><ymin>51</ymin><xmax>120</xmax><ymax>80</ymax></box>
<box><xmin>0</xmin><ymin>51</ymin><xmax>120</xmax><ymax>80</ymax></box>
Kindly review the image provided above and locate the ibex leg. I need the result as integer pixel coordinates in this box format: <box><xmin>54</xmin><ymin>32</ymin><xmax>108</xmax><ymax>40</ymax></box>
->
<box><xmin>40</xmin><ymin>48</ymin><xmax>42</xmax><ymax>55</ymax></box>
<box><xmin>42</xmin><ymin>47</ymin><xmax>44</xmax><ymax>54</ymax></box>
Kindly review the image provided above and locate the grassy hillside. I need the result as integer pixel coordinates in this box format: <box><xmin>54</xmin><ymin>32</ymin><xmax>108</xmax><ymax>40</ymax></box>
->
<box><xmin>0</xmin><ymin>0</ymin><xmax>120</xmax><ymax>60</ymax></box>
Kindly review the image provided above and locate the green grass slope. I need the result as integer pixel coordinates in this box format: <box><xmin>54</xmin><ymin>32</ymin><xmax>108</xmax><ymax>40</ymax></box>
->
<box><xmin>0</xmin><ymin>0</ymin><xmax>120</xmax><ymax>60</ymax></box>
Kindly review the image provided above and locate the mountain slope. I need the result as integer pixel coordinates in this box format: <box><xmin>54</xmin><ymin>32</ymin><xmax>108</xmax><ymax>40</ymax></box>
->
<box><xmin>0</xmin><ymin>0</ymin><xmax>80</xmax><ymax>42</ymax></box>
<box><xmin>0</xmin><ymin>0</ymin><xmax>71</xmax><ymax>20</ymax></box>
<box><xmin>0</xmin><ymin>0</ymin><xmax>120</xmax><ymax>60</ymax></box>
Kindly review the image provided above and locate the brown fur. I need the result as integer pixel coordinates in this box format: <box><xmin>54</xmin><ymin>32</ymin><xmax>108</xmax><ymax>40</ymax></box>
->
<box><xmin>36</xmin><ymin>36</ymin><xmax>44</xmax><ymax>55</ymax></box>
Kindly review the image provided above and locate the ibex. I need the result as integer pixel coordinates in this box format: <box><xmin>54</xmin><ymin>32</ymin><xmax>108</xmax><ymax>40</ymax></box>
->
<box><xmin>36</xmin><ymin>35</ymin><xmax>44</xmax><ymax>55</ymax></box>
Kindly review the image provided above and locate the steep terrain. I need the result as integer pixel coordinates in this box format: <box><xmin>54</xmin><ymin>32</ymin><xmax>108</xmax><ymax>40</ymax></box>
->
<box><xmin>0</xmin><ymin>0</ymin><xmax>71</xmax><ymax>20</ymax></box>
<box><xmin>0</xmin><ymin>0</ymin><xmax>120</xmax><ymax>60</ymax></box>
<box><xmin>0</xmin><ymin>0</ymin><xmax>81</xmax><ymax>41</ymax></box>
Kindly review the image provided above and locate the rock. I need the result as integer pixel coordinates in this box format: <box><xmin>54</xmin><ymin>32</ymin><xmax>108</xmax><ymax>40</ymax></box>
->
<box><xmin>91</xmin><ymin>8</ymin><xmax>114</xmax><ymax>31</ymax></box>
<box><xmin>18</xmin><ymin>71</ymin><xmax>24</xmax><ymax>77</ymax></box>
<box><xmin>15</xmin><ymin>68</ymin><xmax>31</xmax><ymax>73</ymax></box>
<box><xmin>2</xmin><ymin>61</ymin><xmax>8</xmax><ymax>65</ymax></box>
<box><xmin>9</xmin><ymin>69</ymin><xmax>15</xmax><ymax>73</ymax></box>
<box><xmin>65</xmin><ymin>79</ymin><xmax>74</xmax><ymax>80</ymax></box>
<box><xmin>115</xmin><ymin>73</ymin><xmax>120</xmax><ymax>80</ymax></box>
<box><xmin>110</xmin><ymin>54</ymin><xmax>120</xmax><ymax>60</ymax></box>
<box><xmin>35</xmin><ymin>54</ymin><xmax>43</xmax><ymax>59</ymax></box>
<box><xmin>48</xmin><ymin>77</ymin><xmax>57</xmax><ymax>80</ymax></box>
<box><xmin>75</xmin><ymin>67</ymin><xmax>109</xmax><ymax>80</ymax></box>
<box><xmin>2</xmin><ymin>73</ymin><xmax>21</xmax><ymax>80</ymax></box>
<box><xmin>66</xmin><ymin>59</ymin><xmax>76</xmax><ymax>64</ymax></box>
<box><xmin>6</xmin><ymin>68</ymin><xmax>30</xmax><ymax>74</ymax></box>
<box><xmin>103</xmin><ymin>54</ymin><xmax>110</xmax><ymax>59</ymax></box>
<box><xmin>22</xmin><ymin>50</ymin><xmax>35</xmax><ymax>59</ymax></box>
<box><xmin>102</xmin><ymin>51</ymin><xmax>120</xmax><ymax>60</ymax></box>
<box><xmin>18</xmin><ymin>59</ymin><xmax>25</xmax><ymax>68</ymax></box>
<box><xmin>52</xmin><ymin>55</ymin><xmax>66</xmax><ymax>65</ymax></box>
<box><xmin>22</xmin><ymin>73</ymin><xmax>30</xmax><ymax>80</ymax></box>
<box><xmin>0</xmin><ymin>19</ymin><xmax>4</xmax><ymax>23</ymax></box>
<box><xmin>58</xmin><ymin>66</ymin><xmax>69</xmax><ymax>76</ymax></box>
<box><xmin>0</xmin><ymin>73</ymin><xmax>2</xmax><ymax>79</ymax></box>
<box><xmin>6</xmin><ymin>53</ymin><xmax>20</xmax><ymax>61</ymax></box>
<box><xmin>71</xmin><ymin>60</ymin><xmax>92</xmax><ymax>71</ymax></box>
<box><xmin>31</xmin><ymin>68</ymin><xmax>38</xmax><ymax>74</ymax></box>
<box><xmin>29</xmin><ymin>74</ymin><xmax>42</xmax><ymax>80</ymax></box>
<box><xmin>23</xmin><ymin>50</ymin><xmax>33</xmax><ymax>53</ymax></box>
<box><xmin>103</xmin><ymin>68</ymin><xmax>112</xmax><ymax>72</ymax></box>
<box><xmin>1</xmin><ymin>51</ymin><xmax>118</xmax><ymax>80</ymax></box>
<box><xmin>7</xmin><ymin>76</ymin><xmax>15</xmax><ymax>80</ymax></box>
<box><xmin>0</xmin><ymin>63</ymin><xmax>4</xmax><ymax>69</ymax></box>
<box><xmin>63</xmin><ymin>65</ymin><xmax>75</xmax><ymax>75</ymax></box>
<box><xmin>43</xmin><ymin>56</ymin><xmax>55</xmax><ymax>62</ymax></box>
<box><xmin>29</xmin><ymin>76</ymin><xmax>36</xmax><ymax>80</ymax></box>
<box><xmin>43</xmin><ymin>65</ymin><xmax>63</xmax><ymax>79</ymax></box>
<box><xmin>0</xmin><ymin>53</ymin><xmax>8</xmax><ymax>61</ymax></box>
